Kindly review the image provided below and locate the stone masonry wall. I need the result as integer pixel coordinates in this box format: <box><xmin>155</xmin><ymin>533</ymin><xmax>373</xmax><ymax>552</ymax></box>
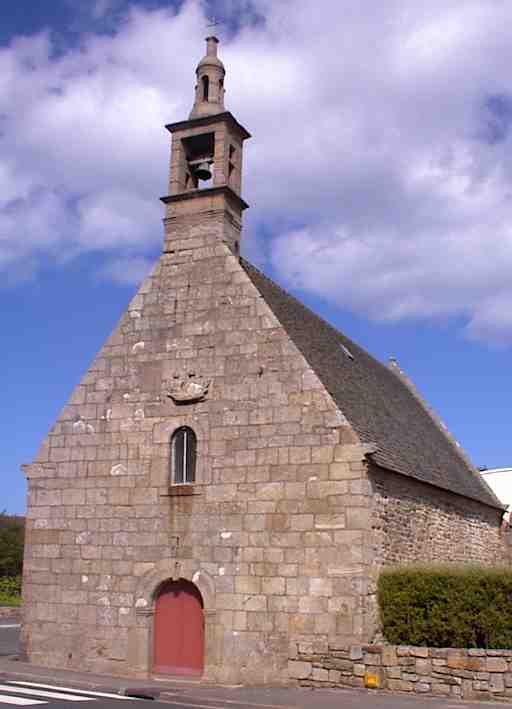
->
<box><xmin>290</xmin><ymin>643</ymin><xmax>512</xmax><ymax>700</ymax></box>
<box><xmin>369</xmin><ymin>464</ymin><xmax>505</xmax><ymax>566</ymax></box>
<box><xmin>21</xmin><ymin>224</ymin><xmax>375</xmax><ymax>684</ymax></box>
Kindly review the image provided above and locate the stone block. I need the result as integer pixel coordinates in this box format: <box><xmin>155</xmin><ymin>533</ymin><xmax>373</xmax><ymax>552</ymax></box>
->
<box><xmin>312</xmin><ymin>447</ymin><xmax>334</xmax><ymax>464</ymax></box>
<box><xmin>487</xmin><ymin>657</ymin><xmax>507</xmax><ymax>672</ymax></box>
<box><xmin>349</xmin><ymin>645</ymin><xmax>363</xmax><ymax>660</ymax></box>
<box><xmin>415</xmin><ymin>682</ymin><xmax>431</xmax><ymax>693</ymax></box>
<box><xmin>311</xmin><ymin>667</ymin><xmax>329</xmax><ymax>682</ymax></box>
<box><xmin>476</xmin><ymin>671</ymin><xmax>490</xmax><ymax>680</ymax></box>
<box><xmin>431</xmin><ymin>683</ymin><xmax>451</xmax><ymax>696</ymax></box>
<box><xmin>288</xmin><ymin>660</ymin><xmax>312</xmax><ymax>679</ymax></box>
<box><xmin>235</xmin><ymin>576</ymin><xmax>261</xmax><ymax>594</ymax></box>
<box><xmin>415</xmin><ymin>659</ymin><xmax>432</xmax><ymax>675</ymax></box>
<box><xmin>333</xmin><ymin>444</ymin><xmax>365</xmax><ymax>463</ymax></box>
<box><xmin>430</xmin><ymin>648</ymin><xmax>447</xmax><ymax>658</ymax></box>
<box><xmin>314</xmin><ymin>514</ymin><xmax>346</xmax><ymax>530</ymax></box>
<box><xmin>262</xmin><ymin>577</ymin><xmax>285</xmax><ymax>595</ymax></box>
<box><xmin>447</xmin><ymin>656</ymin><xmax>467</xmax><ymax>670</ymax></box>
<box><xmin>461</xmin><ymin>657</ymin><xmax>483</xmax><ymax>672</ymax></box>
<box><xmin>309</xmin><ymin>578</ymin><xmax>332</xmax><ymax>597</ymax></box>
<box><xmin>329</xmin><ymin>669</ymin><xmax>341</xmax><ymax>683</ymax></box>
<box><xmin>382</xmin><ymin>646</ymin><xmax>398</xmax><ymax>666</ymax></box>
<box><xmin>473</xmin><ymin>680</ymin><xmax>489</xmax><ymax>691</ymax></box>
<box><xmin>401</xmin><ymin>672</ymin><xmax>418</xmax><ymax>681</ymax></box>
<box><xmin>397</xmin><ymin>646</ymin><xmax>411</xmax><ymax>657</ymax></box>
<box><xmin>398</xmin><ymin>656</ymin><xmax>415</xmax><ymax>666</ymax></box>
<box><xmin>410</xmin><ymin>646</ymin><xmax>429</xmax><ymax>658</ymax></box>
<box><xmin>387</xmin><ymin>679</ymin><xmax>413</xmax><ymax>692</ymax></box>
<box><xmin>490</xmin><ymin>674</ymin><xmax>505</xmax><ymax>693</ymax></box>
<box><xmin>364</xmin><ymin>652</ymin><xmax>381</xmax><ymax>666</ymax></box>
<box><xmin>243</xmin><ymin>595</ymin><xmax>267</xmax><ymax>612</ymax></box>
<box><xmin>323</xmin><ymin>658</ymin><xmax>353</xmax><ymax>672</ymax></box>
<box><xmin>299</xmin><ymin>596</ymin><xmax>326</xmax><ymax>614</ymax></box>
<box><xmin>290</xmin><ymin>514</ymin><xmax>314</xmax><ymax>531</ymax></box>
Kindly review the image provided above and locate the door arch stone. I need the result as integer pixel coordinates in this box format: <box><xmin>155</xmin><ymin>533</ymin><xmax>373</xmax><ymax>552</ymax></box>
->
<box><xmin>129</xmin><ymin>562</ymin><xmax>217</xmax><ymax>678</ymax></box>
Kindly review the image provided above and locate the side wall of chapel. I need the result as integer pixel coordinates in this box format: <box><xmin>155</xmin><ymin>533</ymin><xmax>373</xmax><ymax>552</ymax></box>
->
<box><xmin>369</xmin><ymin>464</ymin><xmax>506</xmax><ymax>566</ymax></box>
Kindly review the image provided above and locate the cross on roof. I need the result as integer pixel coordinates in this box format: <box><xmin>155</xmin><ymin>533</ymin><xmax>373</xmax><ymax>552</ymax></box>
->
<box><xmin>206</xmin><ymin>15</ymin><xmax>221</xmax><ymax>30</ymax></box>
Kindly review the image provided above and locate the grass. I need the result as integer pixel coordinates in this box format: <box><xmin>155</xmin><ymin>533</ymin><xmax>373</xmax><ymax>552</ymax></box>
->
<box><xmin>0</xmin><ymin>592</ymin><xmax>21</xmax><ymax>607</ymax></box>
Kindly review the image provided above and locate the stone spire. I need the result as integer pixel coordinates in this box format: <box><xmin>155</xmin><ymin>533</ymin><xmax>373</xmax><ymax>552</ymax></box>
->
<box><xmin>189</xmin><ymin>36</ymin><xmax>226</xmax><ymax>119</ymax></box>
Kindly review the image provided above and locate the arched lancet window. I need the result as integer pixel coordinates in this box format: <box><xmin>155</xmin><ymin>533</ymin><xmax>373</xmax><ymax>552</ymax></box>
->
<box><xmin>171</xmin><ymin>426</ymin><xmax>196</xmax><ymax>484</ymax></box>
<box><xmin>202</xmin><ymin>75</ymin><xmax>209</xmax><ymax>102</ymax></box>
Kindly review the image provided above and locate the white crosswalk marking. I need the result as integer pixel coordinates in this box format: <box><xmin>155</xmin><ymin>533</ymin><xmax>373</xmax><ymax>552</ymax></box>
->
<box><xmin>7</xmin><ymin>683</ymin><xmax>131</xmax><ymax>701</ymax></box>
<box><xmin>0</xmin><ymin>698</ymin><xmax>45</xmax><ymax>706</ymax></box>
<box><xmin>0</xmin><ymin>686</ymin><xmax>92</xmax><ymax>702</ymax></box>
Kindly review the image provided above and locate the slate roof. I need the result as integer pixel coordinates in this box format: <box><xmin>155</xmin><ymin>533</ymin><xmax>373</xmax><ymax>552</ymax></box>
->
<box><xmin>241</xmin><ymin>259</ymin><xmax>502</xmax><ymax>510</ymax></box>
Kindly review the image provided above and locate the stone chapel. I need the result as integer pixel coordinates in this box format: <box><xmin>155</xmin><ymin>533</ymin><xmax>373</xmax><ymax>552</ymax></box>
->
<box><xmin>21</xmin><ymin>37</ymin><xmax>508</xmax><ymax>683</ymax></box>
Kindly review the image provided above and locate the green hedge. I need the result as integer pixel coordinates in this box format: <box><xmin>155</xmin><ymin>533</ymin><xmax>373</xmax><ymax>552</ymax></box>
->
<box><xmin>0</xmin><ymin>576</ymin><xmax>22</xmax><ymax>597</ymax></box>
<box><xmin>378</xmin><ymin>565</ymin><xmax>512</xmax><ymax>649</ymax></box>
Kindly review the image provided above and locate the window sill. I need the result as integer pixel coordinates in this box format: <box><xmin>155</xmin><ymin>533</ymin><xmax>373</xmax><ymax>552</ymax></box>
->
<box><xmin>163</xmin><ymin>484</ymin><xmax>202</xmax><ymax>497</ymax></box>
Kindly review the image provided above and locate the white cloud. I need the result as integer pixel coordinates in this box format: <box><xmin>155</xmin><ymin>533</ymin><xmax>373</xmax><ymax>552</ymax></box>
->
<box><xmin>1</xmin><ymin>0</ymin><xmax>512</xmax><ymax>343</ymax></box>
<box><xmin>99</xmin><ymin>255</ymin><xmax>155</xmax><ymax>285</ymax></box>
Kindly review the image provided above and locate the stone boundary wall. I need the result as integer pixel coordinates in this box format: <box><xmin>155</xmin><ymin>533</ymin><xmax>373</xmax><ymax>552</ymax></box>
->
<box><xmin>289</xmin><ymin>644</ymin><xmax>512</xmax><ymax>699</ymax></box>
<box><xmin>0</xmin><ymin>606</ymin><xmax>21</xmax><ymax>620</ymax></box>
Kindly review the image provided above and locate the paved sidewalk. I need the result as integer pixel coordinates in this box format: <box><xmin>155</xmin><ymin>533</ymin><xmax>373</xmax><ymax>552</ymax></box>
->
<box><xmin>0</xmin><ymin>656</ymin><xmax>186</xmax><ymax>696</ymax></box>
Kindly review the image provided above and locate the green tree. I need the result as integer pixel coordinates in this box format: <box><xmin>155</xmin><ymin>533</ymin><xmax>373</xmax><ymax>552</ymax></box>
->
<box><xmin>0</xmin><ymin>513</ymin><xmax>25</xmax><ymax>577</ymax></box>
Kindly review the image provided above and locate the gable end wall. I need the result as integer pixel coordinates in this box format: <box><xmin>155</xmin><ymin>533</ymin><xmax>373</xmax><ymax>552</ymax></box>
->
<box><xmin>21</xmin><ymin>240</ymin><xmax>375</xmax><ymax>684</ymax></box>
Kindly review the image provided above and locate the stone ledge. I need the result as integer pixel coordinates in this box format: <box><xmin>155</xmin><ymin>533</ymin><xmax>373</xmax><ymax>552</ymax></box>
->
<box><xmin>161</xmin><ymin>484</ymin><xmax>202</xmax><ymax>497</ymax></box>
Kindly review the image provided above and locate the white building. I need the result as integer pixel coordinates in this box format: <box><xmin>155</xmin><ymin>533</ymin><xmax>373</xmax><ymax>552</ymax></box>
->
<box><xmin>480</xmin><ymin>468</ymin><xmax>512</xmax><ymax>510</ymax></box>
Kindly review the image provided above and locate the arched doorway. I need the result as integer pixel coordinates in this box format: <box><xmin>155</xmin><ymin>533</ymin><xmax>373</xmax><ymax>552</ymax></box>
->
<box><xmin>153</xmin><ymin>579</ymin><xmax>204</xmax><ymax>676</ymax></box>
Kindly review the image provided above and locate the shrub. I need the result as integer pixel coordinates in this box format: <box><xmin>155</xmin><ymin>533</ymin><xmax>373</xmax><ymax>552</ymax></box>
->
<box><xmin>0</xmin><ymin>575</ymin><xmax>22</xmax><ymax>607</ymax></box>
<box><xmin>378</xmin><ymin>565</ymin><xmax>512</xmax><ymax>649</ymax></box>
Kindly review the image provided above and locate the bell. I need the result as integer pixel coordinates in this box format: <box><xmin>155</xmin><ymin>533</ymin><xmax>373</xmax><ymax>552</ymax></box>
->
<box><xmin>193</xmin><ymin>161</ymin><xmax>213</xmax><ymax>181</ymax></box>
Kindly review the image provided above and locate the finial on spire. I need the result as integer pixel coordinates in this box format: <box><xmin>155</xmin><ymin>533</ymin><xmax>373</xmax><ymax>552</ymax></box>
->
<box><xmin>206</xmin><ymin>15</ymin><xmax>221</xmax><ymax>31</ymax></box>
<box><xmin>189</xmin><ymin>36</ymin><xmax>226</xmax><ymax>119</ymax></box>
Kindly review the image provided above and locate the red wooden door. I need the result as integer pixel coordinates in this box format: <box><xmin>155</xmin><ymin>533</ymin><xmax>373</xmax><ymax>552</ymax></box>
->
<box><xmin>153</xmin><ymin>579</ymin><xmax>204</xmax><ymax>676</ymax></box>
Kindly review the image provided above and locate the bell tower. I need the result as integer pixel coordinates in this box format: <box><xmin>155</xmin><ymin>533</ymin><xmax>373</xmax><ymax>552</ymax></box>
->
<box><xmin>161</xmin><ymin>36</ymin><xmax>250</xmax><ymax>256</ymax></box>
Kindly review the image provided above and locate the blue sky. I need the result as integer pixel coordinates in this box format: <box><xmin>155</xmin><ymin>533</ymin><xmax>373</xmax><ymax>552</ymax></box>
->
<box><xmin>2</xmin><ymin>0</ymin><xmax>511</xmax><ymax>514</ymax></box>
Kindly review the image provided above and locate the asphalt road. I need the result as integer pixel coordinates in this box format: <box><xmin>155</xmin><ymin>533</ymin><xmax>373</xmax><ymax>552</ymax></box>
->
<box><xmin>0</xmin><ymin>624</ymin><xmax>19</xmax><ymax>658</ymax></box>
<box><xmin>0</xmin><ymin>680</ymin><xmax>154</xmax><ymax>709</ymax></box>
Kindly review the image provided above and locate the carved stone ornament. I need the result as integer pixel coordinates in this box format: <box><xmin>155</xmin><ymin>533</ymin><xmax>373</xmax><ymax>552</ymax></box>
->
<box><xmin>166</xmin><ymin>373</ymin><xmax>210</xmax><ymax>404</ymax></box>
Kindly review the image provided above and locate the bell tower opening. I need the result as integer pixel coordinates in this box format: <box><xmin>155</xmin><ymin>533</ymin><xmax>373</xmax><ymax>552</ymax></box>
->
<box><xmin>202</xmin><ymin>75</ymin><xmax>209</xmax><ymax>102</ymax></box>
<box><xmin>182</xmin><ymin>132</ymin><xmax>214</xmax><ymax>188</ymax></box>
